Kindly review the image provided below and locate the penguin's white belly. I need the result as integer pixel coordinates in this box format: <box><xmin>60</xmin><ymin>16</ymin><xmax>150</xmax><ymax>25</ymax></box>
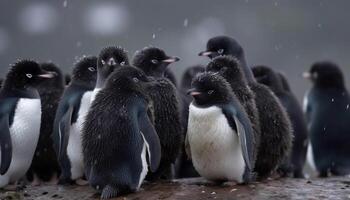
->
<box><xmin>138</xmin><ymin>133</ymin><xmax>148</xmax><ymax>189</ymax></box>
<box><xmin>67</xmin><ymin>91</ymin><xmax>92</xmax><ymax>180</ymax></box>
<box><xmin>187</xmin><ymin>104</ymin><xmax>245</xmax><ymax>183</ymax></box>
<box><xmin>90</xmin><ymin>88</ymin><xmax>101</xmax><ymax>103</ymax></box>
<box><xmin>0</xmin><ymin>98</ymin><xmax>41</xmax><ymax>187</ymax></box>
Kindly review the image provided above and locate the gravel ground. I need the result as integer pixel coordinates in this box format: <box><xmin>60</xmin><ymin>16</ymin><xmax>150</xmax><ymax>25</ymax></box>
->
<box><xmin>1</xmin><ymin>177</ymin><xmax>350</xmax><ymax>200</ymax></box>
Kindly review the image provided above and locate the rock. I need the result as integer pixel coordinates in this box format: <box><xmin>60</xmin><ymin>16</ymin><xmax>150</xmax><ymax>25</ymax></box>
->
<box><xmin>0</xmin><ymin>177</ymin><xmax>349</xmax><ymax>200</ymax></box>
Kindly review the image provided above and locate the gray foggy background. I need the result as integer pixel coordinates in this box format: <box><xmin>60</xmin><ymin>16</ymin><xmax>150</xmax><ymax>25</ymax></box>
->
<box><xmin>0</xmin><ymin>0</ymin><xmax>349</xmax><ymax>101</ymax></box>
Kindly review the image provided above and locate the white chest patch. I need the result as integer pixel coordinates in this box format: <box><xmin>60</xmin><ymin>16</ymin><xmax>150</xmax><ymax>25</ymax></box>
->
<box><xmin>90</xmin><ymin>88</ymin><xmax>101</xmax><ymax>103</ymax></box>
<box><xmin>138</xmin><ymin>132</ymin><xmax>149</xmax><ymax>189</ymax></box>
<box><xmin>0</xmin><ymin>98</ymin><xmax>41</xmax><ymax>187</ymax></box>
<box><xmin>67</xmin><ymin>91</ymin><xmax>92</xmax><ymax>180</ymax></box>
<box><xmin>187</xmin><ymin>104</ymin><xmax>245</xmax><ymax>183</ymax></box>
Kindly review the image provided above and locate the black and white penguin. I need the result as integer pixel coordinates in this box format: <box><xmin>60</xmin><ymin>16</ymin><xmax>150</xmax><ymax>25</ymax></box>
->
<box><xmin>91</xmin><ymin>46</ymin><xmax>129</xmax><ymax>102</ymax></box>
<box><xmin>252</xmin><ymin>65</ymin><xmax>308</xmax><ymax>178</ymax></box>
<box><xmin>176</xmin><ymin>65</ymin><xmax>205</xmax><ymax>178</ymax></box>
<box><xmin>83</xmin><ymin>66</ymin><xmax>161</xmax><ymax>199</ymax></box>
<box><xmin>304</xmin><ymin>61</ymin><xmax>350</xmax><ymax>177</ymax></box>
<box><xmin>0</xmin><ymin>60</ymin><xmax>55</xmax><ymax>188</ymax></box>
<box><xmin>186</xmin><ymin>72</ymin><xmax>255</xmax><ymax>183</ymax></box>
<box><xmin>132</xmin><ymin>46</ymin><xmax>182</xmax><ymax>180</ymax></box>
<box><xmin>200</xmin><ymin>36</ymin><xmax>293</xmax><ymax>179</ymax></box>
<box><xmin>27</xmin><ymin>62</ymin><xmax>64</xmax><ymax>185</ymax></box>
<box><xmin>52</xmin><ymin>56</ymin><xmax>97</xmax><ymax>185</ymax></box>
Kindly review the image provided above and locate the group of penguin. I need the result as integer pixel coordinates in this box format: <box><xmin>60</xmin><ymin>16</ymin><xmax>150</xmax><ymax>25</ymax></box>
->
<box><xmin>0</xmin><ymin>35</ymin><xmax>350</xmax><ymax>199</ymax></box>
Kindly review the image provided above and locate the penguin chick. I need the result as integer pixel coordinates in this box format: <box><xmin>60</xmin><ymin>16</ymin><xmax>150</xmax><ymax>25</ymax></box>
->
<box><xmin>132</xmin><ymin>46</ymin><xmax>182</xmax><ymax>180</ymax></box>
<box><xmin>253</xmin><ymin>65</ymin><xmax>308</xmax><ymax>178</ymax></box>
<box><xmin>186</xmin><ymin>72</ymin><xmax>255</xmax><ymax>184</ymax></box>
<box><xmin>304</xmin><ymin>61</ymin><xmax>350</xmax><ymax>177</ymax></box>
<box><xmin>0</xmin><ymin>60</ymin><xmax>56</xmax><ymax>188</ymax></box>
<box><xmin>27</xmin><ymin>62</ymin><xmax>64</xmax><ymax>185</ymax></box>
<box><xmin>83</xmin><ymin>66</ymin><xmax>161</xmax><ymax>199</ymax></box>
<box><xmin>52</xmin><ymin>56</ymin><xmax>97</xmax><ymax>185</ymax></box>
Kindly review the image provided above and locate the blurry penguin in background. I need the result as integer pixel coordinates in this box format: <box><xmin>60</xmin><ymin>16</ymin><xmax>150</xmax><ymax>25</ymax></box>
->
<box><xmin>0</xmin><ymin>60</ymin><xmax>56</xmax><ymax>189</ymax></box>
<box><xmin>52</xmin><ymin>56</ymin><xmax>97</xmax><ymax>185</ymax></box>
<box><xmin>83</xmin><ymin>66</ymin><xmax>161</xmax><ymax>199</ymax></box>
<box><xmin>200</xmin><ymin>36</ymin><xmax>293</xmax><ymax>179</ymax></box>
<box><xmin>252</xmin><ymin>65</ymin><xmax>308</xmax><ymax>178</ymax></box>
<box><xmin>304</xmin><ymin>61</ymin><xmax>350</xmax><ymax>177</ymax></box>
<box><xmin>176</xmin><ymin>65</ymin><xmax>204</xmax><ymax>178</ymax></box>
<box><xmin>27</xmin><ymin>63</ymin><xmax>64</xmax><ymax>185</ymax></box>
<box><xmin>133</xmin><ymin>46</ymin><xmax>182</xmax><ymax>180</ymax></box>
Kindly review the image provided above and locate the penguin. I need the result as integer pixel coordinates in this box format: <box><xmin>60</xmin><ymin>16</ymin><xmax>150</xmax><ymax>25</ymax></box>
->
<box><xmin>91</xmin><ymin>46</ymin><xmax>129</xmax><ymax>102</ymax></box>
<box><xmin>82</xmin><ymin>66</ymin><xmax>161</xmax><ymax>199</ymax></box>
<box><xmin>164</xmin><ymin>68</ymin><xmax>177</xmax><ymax>87</ymax></box>
<box><xmin>132</xmin><ymin>46</ymin><xmax>182</xmax><ymax>180</ymax></box>
<box><xmin>52</xmin><ymin>56</ymin><xmax>97</xmax><ymax>185</ymax></box>
<box><xmin>303</xmin><ymin>61</ymin><xmax>350</xmax><ymax>177</ymax></box>
<box><xmin>252</xmin><ymin>65</ymin><xmax>308</xmax><ymax>178</ymax></box>
<box><xmin>186</xmin><ymin>72</ymin><xmax>255</xmax><ymax>184</ymax></box>
<box><xmin>200</xmin><ymin>37</ymin><xmax>293</xmax><ymax>179</ymax></box>
<box><xmin>0</xmin><ymin>60</ymin><xmax>56</xmax><ymax>188</ymax></box>
<box><xmin>26</xmin><ymin>62</ymin><xmax>64</xmax><ymax>185</ymax></box>
<box><xmin>176</xmin><ymin>65</ymin><xmax>205</xmax><ymax>178</ymax></box>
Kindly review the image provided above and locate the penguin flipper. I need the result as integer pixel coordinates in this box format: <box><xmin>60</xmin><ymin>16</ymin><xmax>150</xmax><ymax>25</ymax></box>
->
<box><xmin>185</xmin><ymin>134</ymin><xmax>192</xmax><ymax>160</ymax></box>
<box><xmin>58</xmin><ymin>106</ymin><xmax>73</xmax><ymax>159</ymax></box>
<box><xmin>138</xmin><ymin>110</ymin><xmax>161</xmax><ymax>172</ymax></box>
<box><xmin>223</xmin><ymin>105</ymin><xmax>254</xmax><ymax>171</ymax></box>
<box><xmin>0</xmin><ymin>114</ymin><xmax>12</xmax><ymax>175</ymax></box>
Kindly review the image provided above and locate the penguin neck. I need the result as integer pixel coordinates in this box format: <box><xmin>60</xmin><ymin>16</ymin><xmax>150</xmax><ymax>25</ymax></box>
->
<box><xmin>95</xmin><ymin>72</ymin><xmax>108</xmax><ymax>89</ymax></box>
<box><xmin>239</xmin><ymin>57</ymin><xmax>256</xmax><ymax>84</ymax></box>
<box><xmin>1</xmin><ymin>85</ymin><xmax>39</xmax><ymax>99</ymax></box>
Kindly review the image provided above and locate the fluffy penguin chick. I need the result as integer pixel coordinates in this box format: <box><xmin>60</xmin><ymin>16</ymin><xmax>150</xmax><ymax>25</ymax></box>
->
<box><xmin>133</xmin><ymin>47</ymin><xmax>182</xmax><ymax>180</ymax></box>
<box><xmin>0</xmin><ymin>60</ymin><xmax>56</xmax><ymax>188</ymax></box>
<box><xmin>304</xmin><ymin>61</ymin><xmax>350</xmax><ymax>177</ymax></box>
<box><xmin>82</xmin><ymin>66</ymin><xmax>161</xmax><ymax>199</ymax></box>
<box><xmin>200</xmin><ymin>36</ymin><xmax>293</xmax><ymax>179</ymax></box>
<box><xmin>186</xmin><ymin>72</ymin><xmax>255</xmax><ymax>184</ymax></box>
<box><xmin>27</xmin><ymin>62</ymin><xmax>64</xmax><ymax>185</ymax></box>
<box><xmin>52</xmin><ymin>56</ymin><xmax>97</xmax><ymax>184</ymax></box>
<box><xmin>252</xmin><ymin>66</ymin><xmax>308</xmax><ymax>178</ymax></box>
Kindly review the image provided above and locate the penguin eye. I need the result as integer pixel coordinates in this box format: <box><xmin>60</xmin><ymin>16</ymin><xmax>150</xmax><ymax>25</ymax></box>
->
<box><xmin>88</xmin><ymin>67</ymin><xmax>95</xmax><ymax>72</ymax></box>
<box><xmin>207</xmin><ymin>90</ymin><xmax>214</xmax><ymax>95</ymax></box>
<box><xmin>101</xmin><ymin>60</ymin><xmax>106</xmax><ymax>65</ymax></box>
<box><xmin>120</xmin><ymin>61</ymin><xmax>126</xmax><ymax>66</ymax></box>
<box><xmin>217</xmin><ymin>49</ymin><xmax>224</xmax><ymax>54</ymax></box>
<box><xmin>151</xmin><ymin>59</ymin><xmax>159</xmax><ymax>64</ymax></box>
<box><xmin>133</xmin><ymin>77</ymin><xmax>139</xmax><ymax>83</ymax></box>
<box><xmin>26</xmin><ymin>74</ymin><xmax>33</xmax><ymax>78</ymax></box>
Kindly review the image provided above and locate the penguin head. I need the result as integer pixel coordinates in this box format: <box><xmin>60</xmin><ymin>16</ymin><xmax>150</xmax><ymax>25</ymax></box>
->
<box><xmin>72</xmin><ymin>56</ymin><xmax>98</xmax><ymax>88</ymax></box>
<box><xmin>188</xmin><ymin>72</ymin><xmax>233</xmax><ymax>107</ymax></box>
<box><xmin>206</xmin><ymin>55</ymin><xmax>247</xmax><ymax>85</ymax></box>
<box><xmin>132</xmin><ymin>46</ymin><xmax>180</xmax><ymax>77</ymax></box>
<box><xmin>252</xmin><ymin>65</ymin><xmax>284</xmax><ymax>92</ymax></box>
<box><xmin>181</xmin><ymin>65</ymin><xmax>205</xmax><ymax>90</ymax></box>
<box><xmin>4</xmin><ymin>60</ymin><xmax>56</xmax><ymax>89</ymax></box>
<box><xmin>199</xmin><ymin>36</ymin><xmax>244</xmax><ymax>60</ymax></box>
<box><xmin>39</xmin><ymin>62</ymin><xmax>64</xmax><ymax>89</ymax></box>
<box><xmin>304</xmin><ymin>61</ymin><xmax>345</xmax><ymax>88</ymax></box>
<box><xmin>98</xmin><ymin>46</ymin><xmax>129</xmax><ymax>79</ymax></box>
<box><xmin>106</xmin><ymin>66</ymin><xmax>151</xmax><ymax>93</ymax></box>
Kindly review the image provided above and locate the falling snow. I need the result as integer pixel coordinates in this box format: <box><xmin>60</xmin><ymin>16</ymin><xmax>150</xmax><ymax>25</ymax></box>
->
<box><xmin>152</xmin><ymin>33</ymin><xmax>156</xmax><ymax>39</ymax></box>
<box><xmin>184</xmin><ymin>18</ymin><xmax>189</xmax><ymax>27</ymax></box>
<box><xmin>63</xmin><ymin>0</ymin><xmax>68</xmax><ymax>8</ymax></box>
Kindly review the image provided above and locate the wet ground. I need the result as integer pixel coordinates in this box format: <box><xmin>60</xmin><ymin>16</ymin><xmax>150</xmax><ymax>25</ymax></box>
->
<box><xmin>1</xmin><ymin>177</ymin><xmax>350</xmax><ymax>200</ymax></box>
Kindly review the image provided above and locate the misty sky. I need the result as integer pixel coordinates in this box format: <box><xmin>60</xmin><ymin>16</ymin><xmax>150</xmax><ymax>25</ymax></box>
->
<box><xmin>0</xmin><ymin>0</ymin><xmax>349</xmax><ymax>101</ymax></box>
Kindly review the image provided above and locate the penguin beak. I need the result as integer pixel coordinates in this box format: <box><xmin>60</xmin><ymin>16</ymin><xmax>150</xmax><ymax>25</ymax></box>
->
<box><xmin>198</xmin><ymin>51</ymin><xmax>215</xmax><ymax>57</ymax></box>
<box><xmin>38</xmin><ymin>71</ymin><xmax>56</xmax><ymax>79</ymax></box>
<box><xmin>162</xmin><ymin>56</ymin><xmax>180</xmax><ymax>63</ymax></box>
<box><xmin>187</xmin><ymin>88</ymin><xmax>201</xmax><ymax>96</ymax></box>
<box><xmin>107</xmin><ymin>57</ymin><xmax>116</xmax><ymax>66</ymax></box>
<box><xmin>302</xmin><ymin>72</ymin><xmax>311</xmax><ymax>79</ymax></box>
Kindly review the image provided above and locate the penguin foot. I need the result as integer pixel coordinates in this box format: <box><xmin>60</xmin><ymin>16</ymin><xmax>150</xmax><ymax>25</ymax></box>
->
<box><xmin>222</xmin><ymin>181</ymin><xmax>238</xmax><ymax>187</ymax></box>
<box><xmin>48</xmin><ymin>174</ymin><xmax>59</xmax><ymax>185</ymax></box>
<box><xmin>3</xmin><ymin>184</ymin><xmax>17</xmax><ymax>191</ymax></box>
<box><xmin>75</xmin><ymin>178</ymin><xmax>89</xmax><ymax>186</ymax></box>
<box><xmin>31</xmin><ymin>174</ymin><xmax>42</xmax><ymax>186</ymax></box>
<box><xmin>101</xmin><ymin>185</ymin><xmax>119</xmax><ymax>199</ymax></box>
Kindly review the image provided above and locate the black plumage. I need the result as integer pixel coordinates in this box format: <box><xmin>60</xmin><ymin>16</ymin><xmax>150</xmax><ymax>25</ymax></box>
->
<box><xmin>176</xmin><ymin>65</ymin><xmax>204</xmax><ymax>178</ymax></box>
<box><xmin>27</xmin><ymin>63</ymin><xmax>64</xmax><ymax>183</ymax></box>
<box><xmin>82</xmin><ymin>66</ymin><xmax>161</xmax><ymax>199</ymax></box>
<box><xmin>164</xmin><ymin>68</ymin><xmax>177</xmax><ymax>87</ymax></box>
<box><xmin>304</xmin><ymin>61</ymin><xmax>350</xmax><ymax>177</ymax></box>
<box><xmin>200</xmin><ymin>36</ymin><xmax>293</xmax><ymax>179</ymax></box>
<box><xmin>132</xmin><ymin>47</ymin><xmax>182</xmax><ymax>180</ymax></box>
<box><xmin>253</xmin><ymin>65</ymin><xmax>308</xmax><ymax>178</ymax></box>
